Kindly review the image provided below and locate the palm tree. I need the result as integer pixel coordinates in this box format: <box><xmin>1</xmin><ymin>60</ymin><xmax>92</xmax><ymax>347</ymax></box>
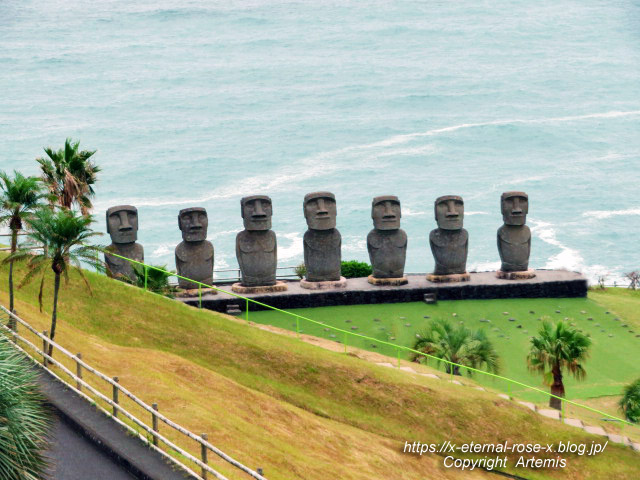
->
<box><xmin>36</xmin><ymin>138</ymin><xmax>100</xmax><ymax>215</ymax></box>
<box><xmin>5</xmin><ymin>208</ymin><xmax>103</xmax><ymax>358</ymax></box>
<box><xmin>0</xmin><ymin>171</ymin><xmax>48</xmax><ymax>313</ymax></box>
<box><xmin>527</xmin><ymin>320</ymin><xmax>591</xmax><ymax>410</ymax></box>
<box><xmin>0</xmin><ymin>336</ymin><xmax>52</xmax><ymax>480</ymax></box>
<box><xmin>412</xmin><ymin>318</ymin><xmax>500</xmax><ymax>376</ymax></box>
<box><xmin>619</xmin><ymin>378</ymin><xmax>640</xmax><ymax>423</ymax></box>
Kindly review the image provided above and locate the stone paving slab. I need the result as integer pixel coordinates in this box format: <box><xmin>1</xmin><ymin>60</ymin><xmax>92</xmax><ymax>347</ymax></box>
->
<box><xmin>420</xmin><ymin>373</ymin><xmax>440</xmax><ymax>380</ymax></box>
<box><xmin>518</xmin><ymin>401</ymin><xmax>536</xmax><ymax>412</ymax></box>
<box><xmin>538</xmin><ymin>409</ymin><xmax>560</xmax><ymax>420</ymax></box>
<box><xmin>632</xmin><ymin>443</ymin><xmax>640</xmax><ymax>452</ymax></box>
<box><xmin>607</xmin><ymin>434</ymin><xmax>628</xmax><ymax>445</ymax></box>
<box><xmin>563</xmin><ymin>418</ymin><xmax>583</xmax><ymax>428</ymax></box>
<box><xmin>399</xmin><ymin>366</ymin><xmax>416</xmax><ymax>373</ymax></box>
<box><xmin>583</xmin><ymin>425</ymin><xmax>607</xmax><ymax>436</ymax></box>
<box><xmin>450</xmin><ymin>379</ymin><xmax>463</xmax><ymax>386</ymax></box>
<box><xmin>376</xmin><ymin>362</ymin><xmax>394</xmax><ymax>368</ymax></box>
<box><xmin>497</xmin><ymin>393</ymin><xmax>511</xmax><ymax>400</ymax></box>
<box><xmin>182</xmin><ymin>270</ymin><xmax>588</xmax><ymax>312</ymax></box>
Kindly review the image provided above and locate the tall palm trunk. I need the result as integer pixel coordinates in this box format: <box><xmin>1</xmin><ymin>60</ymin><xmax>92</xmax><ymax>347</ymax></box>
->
<box><xmin>8</xmin><ymin>228</ymin><xmax>18</xmax><ymax>313</ymax></box>
<box><xmin>550</xmin><ymin>363</ymin><xmax>565</xmax><ymax>410</ymax></box>
<box><xmin>48</xmin><ymin>272</ymin><xmax>61</xmax><ymax>359</ymax></box>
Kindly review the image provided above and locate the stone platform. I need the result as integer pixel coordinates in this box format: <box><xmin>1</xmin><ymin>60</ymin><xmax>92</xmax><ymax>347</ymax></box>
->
<box><xmin>178</xmin><ymin>270</ymin><xmax>587</xmax><ymax>314</ymax></box>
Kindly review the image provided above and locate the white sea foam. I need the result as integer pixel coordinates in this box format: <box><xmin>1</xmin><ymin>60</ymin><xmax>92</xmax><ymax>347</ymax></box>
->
<box><xmin>277</xmin><ymin>232</ymin><xmax>303</xmax><ymax>261</ymax></box>
<box><xmin>209</xmin><ymin>229</ymin><xmax>237</xmax><ymax>240</ymax></box>
<box><xmin>465</xmin><ymin>211</ymin><xmax>489</xmax><ymax>216</ymax></box>
<box><xmin>468</xmin><ymin>261</ymin><xmax>501</xmax><ymax>272</ymax></box>
<box><xmin>152</xmin><ymin>244</ymin><xmax>172</xmax><ymax>256</ymax></box>
<box><xmin>582</xmin><ymin>208</ymin><xmax>640</xmax><ymax>220</ymax></box>
<box><xmin>403</xmin><ymin>207</ymin><xmax>427</xmax><ymax>216</ymax></box>
<box><xmin>101</xmin><ymin>110</ymin><xmax>640</xmax><ymax>210</ymax></box>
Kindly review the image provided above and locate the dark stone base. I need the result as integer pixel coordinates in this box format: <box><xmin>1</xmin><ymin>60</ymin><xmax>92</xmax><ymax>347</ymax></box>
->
<box><xmin>367</xmin><ymin>275</ymin><xmax>408</xmax><ymax>286</ymax></box>
<box><xmin>300</xmin><ymin>277</ymin><xmax>347</xmax><ymax>290</ymax></box>
<box><xmin>231</xmin><ymin>281</ymin><xmax>288</xmax><ymax>294</ymax></box>
<box><xmin>496</xmin><ymin>269</ymin><xmax>536</xmax><ymax>280</ymax></box>
<box><xmin>427</xmin><ymin>272</ymin><xmax>470</xmax><ymax>283</ymax></box>
<box><xmin>178</xmin><ymin>270</ymin><xmax>587</xmax><ymax>313</ymax></box>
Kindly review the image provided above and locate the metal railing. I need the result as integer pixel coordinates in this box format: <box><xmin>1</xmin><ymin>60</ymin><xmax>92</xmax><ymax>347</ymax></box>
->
<box><xmin>106</xmin><ymin>250</ymin><xmax>639</xmax><ymax>443</ymax></box>
<box><xmin>0</xmin><ymin>305</ymin><xmax>267</xmax><ymax>480</ymax></box>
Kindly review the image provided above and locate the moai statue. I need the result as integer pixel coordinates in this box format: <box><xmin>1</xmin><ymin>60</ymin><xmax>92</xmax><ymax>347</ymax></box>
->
<box><xmin>105</xmin><ymin>205</ymin><xmax>144</xmax><ymax>281</ymax></box>
<box><xmin>300</xmin><ymin>192</ymin><xmax>346</xmax><ymax>289</ymax></box>
<box><xmin>427</xmin><ymin>195</ymin><xmax>470</xmax><ymax>282</ymax></box>
<box><xmin>175</xmin><ymin>207</ymin><xmax>214</xmax><ymax>290</ymax></box>
<box><xmin>232</xmin><ymin>195</ymin><xmax>287</xmax><ymax>293</ymax></box>
<box><xmin>497</xmin><ymin>191</ymin><xmax>534</xmax><ymax>279</ymax></box>
<box><xmin>367</xmin><ymin>195</ymin><xmax>408</xmax><ymax>285</ymax></box>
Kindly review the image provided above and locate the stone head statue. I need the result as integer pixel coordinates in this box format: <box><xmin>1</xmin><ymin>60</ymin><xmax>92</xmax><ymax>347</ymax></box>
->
<box><xmin>435</xmin><ymin>195</ymin><xmax>464</xmax><ymax>231</ymax></box>
<box><xmin>179</xmin><ymin>207</ymin><xmax>208</xmax><ymax>242</ymax></box>
<box><xmin>106</xmin><ymin>205</ymin><xmax>138</xmax><ymax>244</ymax></box>
<box><xmin>372</xmin><ymin>195</ymin><xmax>401</xmax><ymax>230</ymax></box>
<box><xmin>241</xmin><ymin>195</ymin><xmax>272</xmax><ymax>231</ymax></box>
<box><xmin>501</xmin><ymin>191</ymin><xmax>528</xmax><ymax>226</ymax></box>
<box><xmin>304</xmin><ymin>192</ymin><xmax>336</xmax><ymax>230</ymax></box>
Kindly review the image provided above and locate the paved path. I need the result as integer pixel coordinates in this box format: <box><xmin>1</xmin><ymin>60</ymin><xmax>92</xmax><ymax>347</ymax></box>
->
<box><xmin>45</xmin><ymin>413</ymin><xmax>135</xmax><ymax>480</ymax></box>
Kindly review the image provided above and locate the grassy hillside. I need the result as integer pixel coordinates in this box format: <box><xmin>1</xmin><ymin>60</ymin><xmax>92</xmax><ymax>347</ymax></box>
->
<box><xmin>250</xmin><ymin>297</ymin><xmax>640</xmax><ymax>403</ymax></box>
<box><xmin>1</xmin><ymin>256</ymin><xmax>638</xmax><ymax>479</ymax></box>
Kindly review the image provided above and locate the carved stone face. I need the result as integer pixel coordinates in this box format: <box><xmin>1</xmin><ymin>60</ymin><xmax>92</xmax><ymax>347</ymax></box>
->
<box><xmin>372</xmin><ymin>195</ymin><xmax>401</xmax><ymax>230</ymax></box>
<box><xmin>304</xmin><ymin>192</ymin><xmax>336</xmax><ymax>230</ymax></box>
<box><xmin>241</xmin><ymin>195</ymin><xmax>272</xmax><ymax>231</ymax></box>
<box><xmin>179</xmin><ymin>207</ymin><xmax>208</xmax><ymax>242</ymax></box>
<box><xmin>106</xmin><ymin>205</ymin><xmax>138</xmax><ymax>244</ymax></box>
<box><xmin>501</xmin><ymin>191</ymin><xmax>528</xmax><ymax>226</ymax></box>
<box><xmin>435</xmin><ymin>195</ymin><xmax>464</xmax><ymax>230</ymax></box>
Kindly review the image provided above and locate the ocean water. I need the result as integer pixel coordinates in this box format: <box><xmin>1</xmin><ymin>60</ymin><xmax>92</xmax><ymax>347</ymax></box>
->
<box><xmin>2</xmin><ymin>0</ymin><xmax>640</xmax><ymax>282</ymax></box>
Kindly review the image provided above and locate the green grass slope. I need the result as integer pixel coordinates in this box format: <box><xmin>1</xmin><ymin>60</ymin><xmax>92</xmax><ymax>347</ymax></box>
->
<box><xmin>1</xmin><ymin>256</ymin><xmax>638</xmax><ymax>479</ymax></box>
<box><xmin>250</xmin><ymin>296</ymin><xmax>640</xmax><ymax>403</ymax></box>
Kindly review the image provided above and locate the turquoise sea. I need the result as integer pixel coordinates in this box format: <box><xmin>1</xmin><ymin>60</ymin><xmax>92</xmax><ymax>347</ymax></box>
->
<box><xmin>2</xmin><ymin>1</ymin><xmax>640</xmax><ymax>282</ymax></box>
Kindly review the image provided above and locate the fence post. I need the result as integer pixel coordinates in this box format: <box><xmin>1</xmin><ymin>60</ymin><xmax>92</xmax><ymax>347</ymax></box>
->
<box><xmin>246</xmin><ymin>299</ymin><xmax>249</xmax><ymax>323</ymax></box>
<box><xmin>561</xmin><ymin>398</ymin><xmax>565</xmax><ymax>422</ymax></box>
<box><xmin>76</xmin><ymin>353</ymin><xmax>83</xmax><ymax>391</ymax></box>
<box><xmin>296</xmin><ymin>317</ymin><xmax>300</xmax><ymax>338</ymax></box>
<box><xmin>397</xmin><ymin>349</ymin><xmax>400</xmax><ymax>368</ymax></box>
<box><xmin>152</xmin><ymin>403</ymin><xmax>159</xmax><ymax>446</ymax></box>
<box><xmin>144</xmin><ymin>266</ymin><xmax>148</xmax><ymax>291</ymax></box>
<box><xmin>112</xmin><ymin>377</ymin><xmax>119</xmax><ymax>417</ymax></box>
<box><xmin>257</xmin><ymin>468</ymin><xmax>264</xmax><ymax>476</ymax></box>
<box><xmin>198</xmin><ymin>284</ymin><xmax>202</xmax><ymax>309</ymax></box>
<box><xmin>343</xmin><ymin>332</ymin><xmax>347</xmax><ymax>353</ymax></box>
<box><xmin>42</xmin><ymin>331</ymin><xmax>48</xmax><ymax>367</ymax></box>
<box><xmin>200</xmin><ymin>433</ymin><xmax>208</xmax><ymax>479</ymax></box>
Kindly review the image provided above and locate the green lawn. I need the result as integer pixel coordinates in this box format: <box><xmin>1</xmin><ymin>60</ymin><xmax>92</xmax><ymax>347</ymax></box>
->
<box><xmin>249</xmin><ymin>295</ymin><xmax>640</xmax><ymax>403</ymax></box>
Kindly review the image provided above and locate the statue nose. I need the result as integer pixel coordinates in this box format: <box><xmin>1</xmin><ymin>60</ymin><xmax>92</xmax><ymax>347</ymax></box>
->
<box><xmin>316</xmin><ymin>199</ymin><xmax>329</xmax><ymax>215</ymax></box>
<box><xmin>118</xmin><ymin>212</ymin><xmax>132</xmax><ymax>230</ymax></box>
<box><xmin>252</xmin><ymin>202</ymin><xmax>267</xmax><ymax>218</ymax></box>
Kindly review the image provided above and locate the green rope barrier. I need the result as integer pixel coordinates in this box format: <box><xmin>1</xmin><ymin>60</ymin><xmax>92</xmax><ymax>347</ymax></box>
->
<box><xmin>98</xmin><ymin>249</ymin><xmax>639</xmax><ymax>430</ymax></box>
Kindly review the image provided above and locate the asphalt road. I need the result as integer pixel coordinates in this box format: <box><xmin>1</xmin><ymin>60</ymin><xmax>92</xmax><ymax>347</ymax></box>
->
<box><xmin>45</xmin><ymin>413</ymin><xmax>136</xmax><ymax>480</ymax></box>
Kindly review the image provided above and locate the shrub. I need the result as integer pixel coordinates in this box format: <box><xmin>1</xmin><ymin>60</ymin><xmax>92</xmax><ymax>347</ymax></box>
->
<box><xmin>130</xmin><ymin>264</ymin><xmax>177</xmax><ymax>297</ymax></box>
<box><xmin>341</xmin><ymin>260</ymin><xmax>372</xmax><ymax>278</ymax></box>
<box><xmin>294</xmin><ymin>263</ymin><xmax>306</xmax><ymax>279</ymax></box>
<box><xmin>620</xmin><ymin>378</ymin><xmax>640</xmax><ymax>423</ymax></box>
